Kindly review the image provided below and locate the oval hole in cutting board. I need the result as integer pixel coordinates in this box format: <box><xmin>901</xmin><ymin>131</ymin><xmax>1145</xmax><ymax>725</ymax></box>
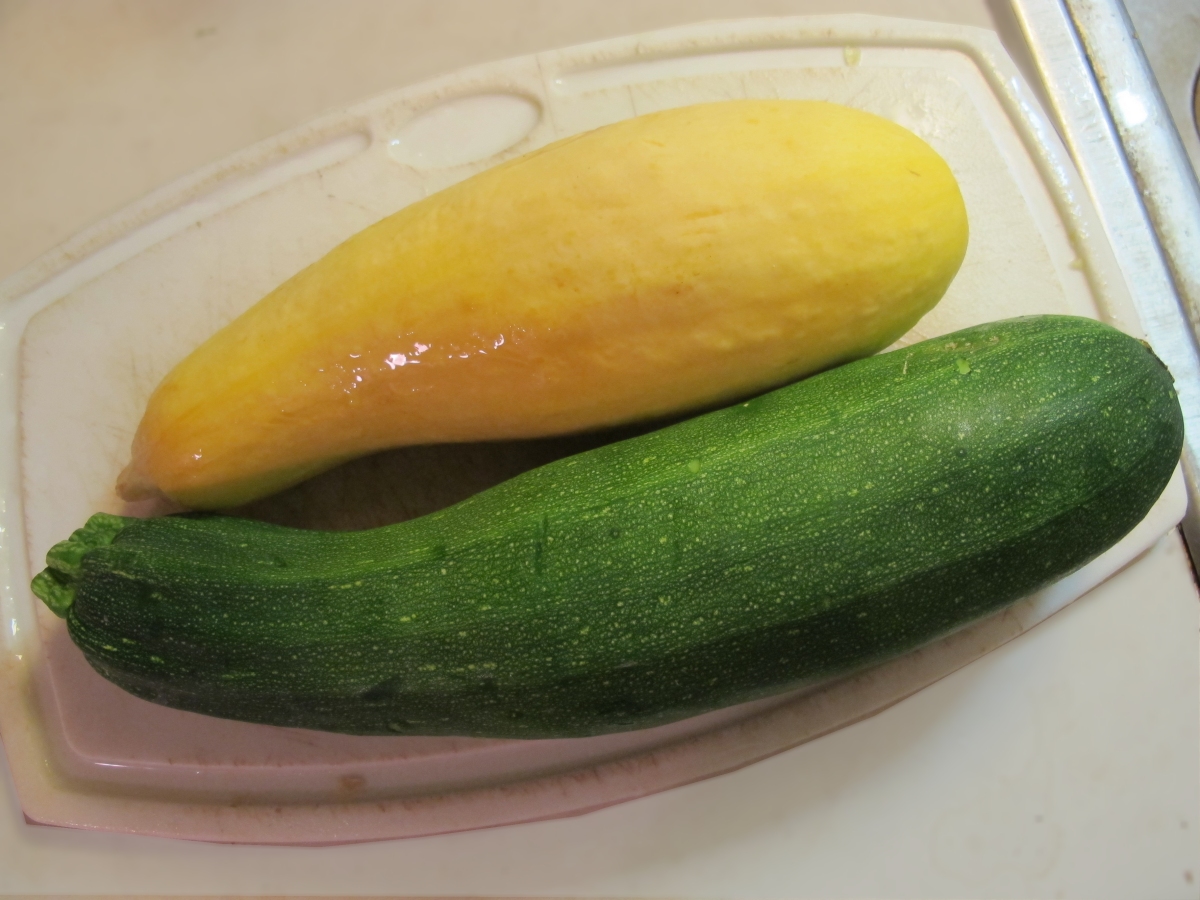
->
<box><xmin>387</xmin><ymin>93</ymin><xmax>541</xmax><ymax>168</ymax></box>
<box><xmin>1193</xmin><ymin>63</ymin><xmax>1200</xmax><ymax>140</ymax></box>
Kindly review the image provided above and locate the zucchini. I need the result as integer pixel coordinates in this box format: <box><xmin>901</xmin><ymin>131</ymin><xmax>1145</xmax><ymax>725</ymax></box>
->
<box><xmin>34</xmin><ymin>315</ymin><xmax>1182</xmax><ymax>738</ymax></box>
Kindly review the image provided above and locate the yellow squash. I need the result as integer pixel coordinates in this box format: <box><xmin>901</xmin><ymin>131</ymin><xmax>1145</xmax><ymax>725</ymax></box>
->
<box><xmin>119</xmin><ymin>100</ymin><xmax>969</xmax><ymax>509</ymax></box>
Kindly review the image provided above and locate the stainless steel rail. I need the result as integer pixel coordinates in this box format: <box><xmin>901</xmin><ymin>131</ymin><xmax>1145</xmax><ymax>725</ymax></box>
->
<box><xmin>1011</xmin><ymin>0</ymin><xmax>1200</xmax><ymax>559</ymax></box>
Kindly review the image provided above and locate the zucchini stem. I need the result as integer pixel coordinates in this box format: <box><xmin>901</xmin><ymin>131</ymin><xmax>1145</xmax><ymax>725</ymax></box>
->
<box><xmin>32</xmin><ymin>513</ymin><xmax>130</xmax><ymax>617</ymax></box>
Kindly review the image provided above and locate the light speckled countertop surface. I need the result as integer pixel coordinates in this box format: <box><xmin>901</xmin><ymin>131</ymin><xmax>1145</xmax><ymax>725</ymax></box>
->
<box><xmin>1</xmin><ymin>2</ymin><xmax>1197</xmax><ymax>897</ymax></box>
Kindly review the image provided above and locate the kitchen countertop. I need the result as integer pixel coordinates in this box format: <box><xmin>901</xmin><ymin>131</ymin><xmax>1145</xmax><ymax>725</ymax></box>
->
<box><xmin>1</xmin><ymin>2</ymin><xmax>1197</xmax><ymax>897</ymax></box>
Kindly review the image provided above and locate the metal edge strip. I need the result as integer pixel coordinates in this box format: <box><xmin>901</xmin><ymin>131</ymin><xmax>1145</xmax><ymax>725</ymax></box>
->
<box><xmin>1010</xmin><ymin>0</ymin><xmax>1200</xmax><ymax>563</ymax></box>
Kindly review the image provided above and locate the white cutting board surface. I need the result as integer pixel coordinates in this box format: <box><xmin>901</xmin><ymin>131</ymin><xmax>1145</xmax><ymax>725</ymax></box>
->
<box><xmin>0</xmin><ymin>11</ymin><xmax>1197</xmax><ymax>898</ymax></box>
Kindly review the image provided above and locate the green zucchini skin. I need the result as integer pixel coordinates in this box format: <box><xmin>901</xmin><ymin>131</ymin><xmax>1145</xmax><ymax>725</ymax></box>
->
<box><xmin>34</xmin><ymin>315</ymin><xmax>1183</xmax><ymax>738</ymax></box>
